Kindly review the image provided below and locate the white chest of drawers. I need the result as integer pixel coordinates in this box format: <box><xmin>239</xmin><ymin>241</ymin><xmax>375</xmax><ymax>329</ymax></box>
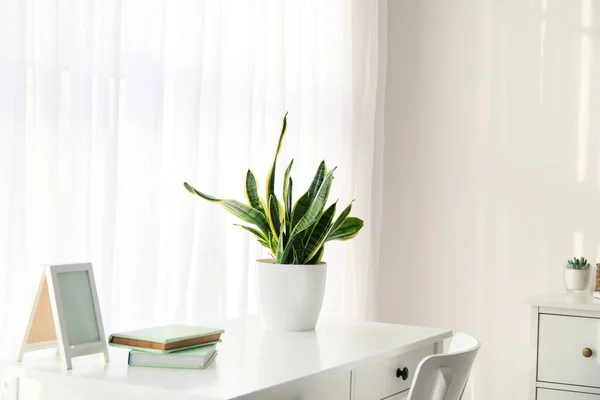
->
<box><xmin>529</xmin><ymin>293</ymin><xmax>600</xmax><ymax>400</ymax></box>
<box><xmin>0</xmin><ymin>318</ymin><xmax>451</xmax><ymax>400</ymax></box>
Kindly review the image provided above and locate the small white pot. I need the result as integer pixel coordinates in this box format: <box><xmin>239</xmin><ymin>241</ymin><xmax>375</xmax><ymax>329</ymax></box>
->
<box><xmin>256</xmin><ymin>259</ymin><xmax>327</xmax><ymax>332</ymax></box>
<box><xmin>564</xmin><ymin>268</ymin><xmax>590</xmax><ymax>292</ymax></box>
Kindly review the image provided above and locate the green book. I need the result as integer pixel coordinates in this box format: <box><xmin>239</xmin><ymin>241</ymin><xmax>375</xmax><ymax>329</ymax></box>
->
<box><xmin>108</xmin><ymin>324</ymin><xmax>224</xmax><ymax>354</ymax></box>
<box><xmin>128</xmin><ymin>344</ymin><xmax>218</xmax><ymax>369</ymax></box>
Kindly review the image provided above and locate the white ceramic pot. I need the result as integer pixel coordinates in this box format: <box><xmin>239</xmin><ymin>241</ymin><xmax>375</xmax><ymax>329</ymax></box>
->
<box><xmin>256</xmin><ymin>259</ymin><xmax>327</xmax><ymax>332</ymax></box>
<box><xmin>564</xmin><ymin>268</ymin><xmax>590</xmax><ymax>292</ymax></box>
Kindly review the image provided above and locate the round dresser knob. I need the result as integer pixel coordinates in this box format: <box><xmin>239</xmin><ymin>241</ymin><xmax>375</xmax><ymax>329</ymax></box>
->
<box><xmin>396</xmin><ymin>367</ymin><xmax>409</xmax><ymax>380</ymax></box>
<box><xmin>583</xmin><ymin>347</ymin><xmax>593</xmax><ymax>358</ymax></box>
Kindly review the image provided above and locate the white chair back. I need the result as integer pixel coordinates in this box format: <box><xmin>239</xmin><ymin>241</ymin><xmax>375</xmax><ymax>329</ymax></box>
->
<box><xmin>405</xmin><ymin>332</ymin><xmax>480</xmax><ymax>400</ymax></box>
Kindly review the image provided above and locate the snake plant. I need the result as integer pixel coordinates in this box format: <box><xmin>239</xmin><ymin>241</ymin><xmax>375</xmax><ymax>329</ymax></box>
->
<box><xmin>566</xmin><ymin>257</ymin><xmax>590</xmax><ymax>270</ymax></box>
<box><xmin>183</xmin><ymin>113</ymin><xmax>364</xmax><ymax>265</ymax></box>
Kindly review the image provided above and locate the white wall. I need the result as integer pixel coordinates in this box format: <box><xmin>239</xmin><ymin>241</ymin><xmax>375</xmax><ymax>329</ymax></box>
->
<box><xmin>378</xmin><ymin>0</ymin><xmax>600</xmax><ymax>398</ymax></box>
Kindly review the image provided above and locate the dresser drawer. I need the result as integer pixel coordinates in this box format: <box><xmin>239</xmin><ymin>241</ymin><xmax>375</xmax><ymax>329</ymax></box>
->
<box><xmin>538</xmin><ymin>388</ymin><xmax>600</xmax><ymax>400</ymax></box>
<box><xmin>538</xmin><ymin>314</ymin><xmax>600</xmax><ymax>388</ymax></box>
<box><xmin>354</xmin><ymin>344</ymin><xmax>434</xmax><ymax>400</ymax></box>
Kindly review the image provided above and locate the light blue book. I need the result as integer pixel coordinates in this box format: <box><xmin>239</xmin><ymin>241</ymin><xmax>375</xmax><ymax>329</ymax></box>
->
<box><xmin>128</xmin><ymin>344</ymin><xmax>218</xmax><ymax>369</ymax></box>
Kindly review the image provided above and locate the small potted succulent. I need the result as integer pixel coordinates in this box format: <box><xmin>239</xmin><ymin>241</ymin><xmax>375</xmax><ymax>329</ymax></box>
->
<box><xmin>183</xmin><ymin>113</ymin><xmax>364</xmax><ymax>331</ymax></box>
<box><xmin>564</xmin><ymin>257</ymin><xmax>591</xmax><ymax>292</ymax></box>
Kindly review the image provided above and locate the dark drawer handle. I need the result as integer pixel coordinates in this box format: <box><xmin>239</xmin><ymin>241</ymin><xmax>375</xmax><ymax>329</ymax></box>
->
<box><xmin>396</xmin><ymin>367</ymin><xmax>409</xmax><ymax>380</ymax></box>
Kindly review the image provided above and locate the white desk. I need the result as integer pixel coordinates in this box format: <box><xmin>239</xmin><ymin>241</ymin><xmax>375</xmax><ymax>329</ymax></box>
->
<box><xmin>0</xmin><ymin>318</ymin><xmax>451</xmax><ymax>400</ymax></box>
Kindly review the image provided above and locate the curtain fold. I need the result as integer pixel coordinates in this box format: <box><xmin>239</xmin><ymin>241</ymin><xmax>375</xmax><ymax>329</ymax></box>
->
<box><xmin>0</xmin><ymin>0</ymin><xmax>386</xmax><ymax>355</ymax></box>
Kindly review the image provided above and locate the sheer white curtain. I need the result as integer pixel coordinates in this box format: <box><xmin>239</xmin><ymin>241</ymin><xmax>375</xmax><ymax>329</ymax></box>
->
<box><xmin>0</xmin><ymin>0</ymin><xmax>385</xmax><ymax>354</ymax></box>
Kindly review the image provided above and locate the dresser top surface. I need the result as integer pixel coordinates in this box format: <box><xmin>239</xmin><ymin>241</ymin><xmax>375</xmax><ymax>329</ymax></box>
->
<box><xmin>526</xmin><ymin>292</ymin><xmax>600</xmax><ymax>311</ymax></box>
<box><xmin>0</xmin><ymin>318</ymin><xmax>451</xmax><ymax>399</ymax></box>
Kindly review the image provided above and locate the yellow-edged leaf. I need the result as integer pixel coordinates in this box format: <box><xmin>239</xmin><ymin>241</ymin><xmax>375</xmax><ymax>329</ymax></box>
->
<box><xmin>268</xmin><ymin>194</ymin><xmax>282</xmax><ymax>239</ymax></box>
<box><xmin>285</xmin><ymin>177</ymin><xmax>293</xmax><ymax>231</ymax></box>
<box><xmin>307</xmin><ymin>246</ymin><xmax>324</xmax><ymax>264</ymax></box>
<box><xmin>184</xmin><ymin>182</ymin><xmax>271</xmax><ymax>237</ymax></box>
<box><xmin>303</xmin><ymin>201</ymin><xmax>337</xmax><ymax>263</ymax></box>
<box><xmin>326</xmin><ymin>216</ymin><xmax>364</xmax><ymax>242</ymax></box>
<box><xmin>266</xmin><ymin>112</ymin><xmax>288</xmax><ymax>205</ymax></box>
<box><xmin>283</xmin><ymin>159</ymin><xmax>294</xmax><ymax>225</ymax></box>
<box><xmin>307</xmin><ymin>161</ymin><xmax>326</xmax><ymax>203</ymax></box>
<box><xmin>291</xmin><ymin>167</ymin><xmax>336</xmax><ymax>237</ymax></box>
<box><xmin>267</xmin><ymin>232</ymin><xmax>277</xmax><ymax>254</ymax></box>
<box><xmin>245</xmin><ymin>170</ymin><xmax>266</xmax><ymax>215</ymax></box>
<box><xmin>265</xmin><ymin>113</ymin><xmax>288</xmax><ymax>237</ymax></box>
<box><xmin>279</xmin><ymin>233</ymin><xmax>302</xmax><ymax>264</ymax></box>
<box><xmin>291</xmin><ymin>191</ymin><xmax>311</xmax><ymax>230</ymax></box>
<box><xmin>234</xmin><ymin>224</ymin><xmax>268</xmax><ymax>242</ymax></box>
<box><xmin>275</xmin><ymin>225</ymin><xmax>286</xmax><ymax>263</ymax></box>
<box><xmin>329</xmin><ymin>201</ymin><xmax>353</xmax><ymax>237</ymax></box>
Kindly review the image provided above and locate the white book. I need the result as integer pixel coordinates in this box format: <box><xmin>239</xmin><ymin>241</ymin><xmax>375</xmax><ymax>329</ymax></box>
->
<box><xmin>128</xmin><ymin>344</ymin><xmax>217</xmax><ymax>369</ymax></box>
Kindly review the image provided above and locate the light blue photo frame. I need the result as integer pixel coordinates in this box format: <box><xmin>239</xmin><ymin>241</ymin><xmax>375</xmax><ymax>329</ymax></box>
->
<box><xmin>22</xmin><ymin>263</ymin><xmax>110</xmax><ymax>370</ymax></box>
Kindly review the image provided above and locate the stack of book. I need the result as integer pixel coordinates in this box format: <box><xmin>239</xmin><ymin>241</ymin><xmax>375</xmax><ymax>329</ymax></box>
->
<box><xmin>108</xmin><ymin>324</ymin><xmax>224</xmax><ymax>369</ymax></box>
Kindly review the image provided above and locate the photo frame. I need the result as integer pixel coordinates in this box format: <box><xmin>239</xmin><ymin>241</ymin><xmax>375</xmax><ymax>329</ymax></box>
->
<box><xmin>18</xmin><ymin>263</ymin><xmax>109</xmax><ymax>369</ymax></box>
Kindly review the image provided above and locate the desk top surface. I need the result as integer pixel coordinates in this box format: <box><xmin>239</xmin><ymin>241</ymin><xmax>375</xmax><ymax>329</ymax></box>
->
<box><xmin>1</xmin><ymin>318</ymin><xmax>451</xmax><ymax>399</ymax></box>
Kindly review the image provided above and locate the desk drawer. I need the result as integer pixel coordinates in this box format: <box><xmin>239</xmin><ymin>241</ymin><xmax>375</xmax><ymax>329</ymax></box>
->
<box><xmin>354</xmin><ymin>344</ymin><xmax>434</xmax><ymax>400</ymax></box>
<box><xmin>235</xmin><ymin>367</ymin><xmax>350</xmax><ymax>400</ymax></box>
<box><xmin>538</xmin><ymin>314</ymin><xmax>600</xmax><ymax>388</ymax></box>
<box><xmin>538</xmin><ymin>388</ymin><xmax>600</xmax><ymax>400</ymax></box>
<box><xmin>385</xmin><ymin>390</ymin><xmax>408</xmax><ymax>400</ymax></box>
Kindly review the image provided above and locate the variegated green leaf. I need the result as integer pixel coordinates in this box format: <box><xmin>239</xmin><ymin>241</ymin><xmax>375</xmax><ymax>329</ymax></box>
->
<box><xmin>245</xmin><ymin>170</ymin><xmax>266</xmax><ymax>215</ymax></box>
<box><xmin>184</xmin><ymin>182</ymin><xmax>221</xmax><ymax>201</ymax></box>
<box><xmin>307</xmin><ymin>246</ymin><xmax>324</xmax><ymax>265</ymax></box>
<box><xmin>326</xmin><ymin>216</ymin><xmax>364</xmax><ymax>242</ymax></box>
<box><xmin>285</xmin><ymin>177</ymin><xmax>293</xmax><ymax>230</ymax></box>
<box><xmin>329</xmin><ymin>201</ymin><xmax>353</xmax><ymax>237</ymax></box>
<box><xmin>291</xmin><ymin>167</ymin><xmax>336</xmax><ymax>237</ymax></box>
<box><xmin>234</xmin><ymin>224</ymin><xmax>268</xmax><ymax>242</ymax></box>
<box><xmin>283</xmin><ymin>159</ymin><xmax>294</xmax><ymax>225</ymax></box>
<box><xmin>279</xmin><ymin>233</ymin><xmax>302</xmax><ymax>265</ymax></box>
<box><xmin>303</xmin><ymin>201</ymin><xmax>337</xmax><ymax>263</ymax></box>
<box><xmin>275</xmin><ymin>225</ymin><xmax>286</xmax><ymax>263</ymax></box>
<box><xmin>291</xmin><ymin>191</ymin><xmax>310</xmax><ymax>229</ymax></box>
<box><xmin>304</xmin><ymin>197</ymin><xmax>337</xmax><ymax>241</ymax></box>
<box><xmin>184</xmin><ymin>182</ymin><xmax>271</xmax><ymax>236</ymax></box>
<box><xmin>265</xmin><ymin>113</ymin><xmax>288</xmax><ymax>237</ymax></box>
<box><xmin>307</xmin><ymin>161</ymin><xmax>326</xmax><ymax>203</ymax></box>
<box><xmin>266</xmin><ymin>113</ymin><xmax>288</xmax><ymax>206</ymax></box>
<box><xmin>267</xmin><ymin>232</ymin><xmax>277</xmax><ymax>254</ymax></box>
<box><xmin>292</xmin><ymin>234</ymin><xmax>306</xmax><ymax>264</ymax></box>
<box><xmin>268</xmin><ymin>194</ymin><xmax>282</xmax><ymax>239</ymax></box>
<box><xmin>221</xmin><ymin>202</ymin><xmax>271</xmax><ymax>237</ymax></box>
<box><xmin>283</xmin><ymin>159</ymin><xmax>294</xmax><ymax>200</ymax></box>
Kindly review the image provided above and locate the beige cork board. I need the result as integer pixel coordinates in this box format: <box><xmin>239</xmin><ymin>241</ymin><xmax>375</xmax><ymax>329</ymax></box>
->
<box><xmin>26</xmin><ymin>277</ymin><xmax>57</xmax><ymax>344</ymax></box>
<box><xmin>19</xmin><ymin>264</ymin><xmax>109</xmax><ymax>369</ymax></box>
